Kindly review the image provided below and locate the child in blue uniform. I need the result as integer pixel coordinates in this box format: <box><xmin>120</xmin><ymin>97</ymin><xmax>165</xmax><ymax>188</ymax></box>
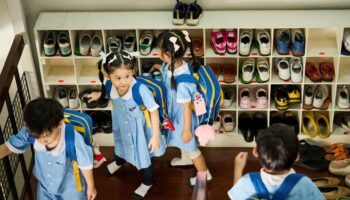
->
<box><xmin>228</xmin><ymin>124</ymin><xmax>324</xmax><ymax>200</ymax></box>
<box><xmin>0</xmin><ymin>98</ymin><xmax>96</xmax><ymax>200</ymax></box>
<box><xmin>88</xmin><ymin>50</ymin><xmax>166</xmax><ymax>199</ymax></box>
<box><xmin>153</xmin><ymin>30</ymin><xmax>212</xmax><ymax>186</ymax></box>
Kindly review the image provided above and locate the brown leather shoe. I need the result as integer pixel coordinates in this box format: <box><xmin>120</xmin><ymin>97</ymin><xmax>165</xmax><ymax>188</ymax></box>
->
<box><xmin>320</xmin><ymin>62</ymin><xmax>334</xmax><ymax>82</ymax></box>
<box><xmin>222</xmin><ymin>63</ymin><xmax>236</xmax><ymax>83</ymax></box>
<box><xmin>319</xmin><ymin>186</ymin><xmax>350</xmax><ymax>200</ymax></box>
<box><xmin>311</xmin><ymin>177</ymin><xmax>340</xmax><ymax>187</ymax></box>
<box><xmin>306</xmin><ymin>62</ymin><xmax>322</xmax><ymax>82</ymax></box>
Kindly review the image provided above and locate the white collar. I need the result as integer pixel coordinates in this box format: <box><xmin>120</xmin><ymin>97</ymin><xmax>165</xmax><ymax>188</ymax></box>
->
<box><xmin>166</xmin><ymin>61</ymin><xmax>189</xmax><ymax>77</ymax></box>
<box><xmin>33</xmin><ymin>123</ymin><xmax>66</xmax><ymax>157</ymax></box>
<box><xmin>260</xmin><ymin>168</ymin><xmax>296</xmax><ymax>187</ymax></box>
<box><xmin>110</xmin><ymin>77</ymin><xmax>136</xmax><ymax>100</ymax></box>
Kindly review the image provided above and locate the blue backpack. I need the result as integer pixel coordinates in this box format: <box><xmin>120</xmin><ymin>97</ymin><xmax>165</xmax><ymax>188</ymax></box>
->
<box><xmin>105</xmin><ymin>76</ymin><xmax>173</xmax><ymax>135</ymax></box>
<box><xmin>249</xmin><ymin>172</ymin><xmax>305</xmax><ymax>200</ymax></box>
<box><xmin>175</xmin><ymin>65</ymin><xmax>223</xmax><ymax>125</ymax></box>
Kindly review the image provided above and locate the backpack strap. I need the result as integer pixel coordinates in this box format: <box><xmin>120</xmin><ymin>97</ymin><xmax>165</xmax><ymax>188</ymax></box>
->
<box><xmin>175</xmin><ymin>74</ymin><xmax>198</xmax><ymax>85</ymax></box>
<box><xmin>249</xmin><ymin>172</ymin><xmax>271</xmax><ymax>200</ymax></box>
<box><xmin>132</xmin><ymin>81</ymin><xmax>152</xmax><ymax>128</ymax></box>
<box><xmin>65</xmin><ymin>123</ymin><xmax>83</xmax><ymax>192</ymax></box>
<box><xmin>272</xmin><ymin>174</ymin><xmax>304</xmax><ymax>200</ymax></box>
<box><xmin>105</xmin><ymin>80</ymin><xmax>112</xmax><ymax>98</ymax></box>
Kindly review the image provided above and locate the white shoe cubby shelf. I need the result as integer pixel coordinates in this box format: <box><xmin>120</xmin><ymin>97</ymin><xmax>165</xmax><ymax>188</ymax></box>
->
<box><xmin>34</xmin><ymin>11</ymin><xmax>350</xmax><ymax>147</ymax></box>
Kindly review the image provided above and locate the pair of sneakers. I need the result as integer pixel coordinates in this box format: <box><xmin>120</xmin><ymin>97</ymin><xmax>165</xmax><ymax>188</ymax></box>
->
<box><xmin>239</xmin><ymin>87</ymin><xmax>268</xmax><ymax>109</ymax></box>
<box><xmin>107</xmin><ymin>31</ymin><xmax>136</xmax><ymax>54</ymax></box>
<box><xmin>142</xmin><ymin>70</ymin><xmax>162</xmax><ymax>82</ymax></box>
<box><xmin>54</xmin><ymin>87</ymin><xmax>79</xmax><ymax>109</ymax></box>
<box><xmin>275</xmin><ymin>57</ymin><xmax>303</xmax><ymax>83</ymax></box>
<box><xmin>275</xmin><ymin>29</ymin><xmax>305</xmax><ymax>56</ymax></box>
<box><xmin>210</xmin><ymin>29</ymin><xmax>238</xmax><ymax>54</ymax></box>
<box><xmin>240</xmin><ymin>29</ymin><xmax>271</xmax><ymax>56</ymax></box>
<box><xmin>172</xmin><ymin>0</ymin><xmax>203</xmax><ymax>26</ymax></box>
<box><xmin>240</xmin><ymin>58</ymin><xmax>270</xmax><ymax>84</ymax></box>
<box><xmin>213</xmin><ymin>113</ymin><xmax>235</xmax><ymax>132</ymax></box>
<box><xmin>303</xmin><ymin>85</ymin><xmax>330</xmax><ymax>110</ymax></box>
<box><xmin>78</xmin><ymin>31</ymin><xmax>103</xmax><ymax>56</ymax></box>
<box><xmin>273</xmin><ymin>85</ymin><xmax>301</xmax><ymax>110</ymax></box>
<box><xmin>43</xmin><ymin>31</ymin><xmax>71</xmax><ymax>56</ymax></box>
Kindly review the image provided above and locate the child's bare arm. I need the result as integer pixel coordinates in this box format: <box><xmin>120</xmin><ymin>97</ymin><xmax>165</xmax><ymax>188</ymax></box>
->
<box><xmin>233</xmin><ymin>152</ymin><xmax>248</xmax><ymax>184</ymax></box>
<box><xmin>148</xmin><ymin>109</ymin><xmax>160</xmax><ymax>152</ymax></box>
<box><xmin>81</xmin><ymin>169</ymin><xmax>97</xmax><ymax>200</ymax></box>
<box><xmin>0</xmin><ymin>144</ymin><xmax>11</xmax><ymax>159</ymax></box>
<box><xmin>87</xmin><ymin>92</ymin><xmax>102</xmax><ymax>103</ymax></box>
<box><xmin>150</xmin><ymin>64</ymin><xmax>162</xmax><ymax>72</ymax></box>
<box><xmin>181</xmin><ymin>102</ymin><xmax>192</xmax><ymax>144</ymax></box>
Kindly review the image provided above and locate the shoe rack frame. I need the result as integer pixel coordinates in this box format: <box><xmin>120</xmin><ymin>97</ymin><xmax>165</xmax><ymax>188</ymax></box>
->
<box><xmin>34</xmin><ymin>11</ymin><xmax>350</xmax><ymax>147</ymax></box>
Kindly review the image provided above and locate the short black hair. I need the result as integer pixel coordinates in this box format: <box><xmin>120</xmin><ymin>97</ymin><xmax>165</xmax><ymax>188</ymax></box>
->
<box><xmin>256</xmin><ymin>123</ymin><xmax>299</xmax><ymax>171</ymax></box>
<box><xmin>23</xmin><ymin>98</ymin><xmax>64</xmax><ymax>137</ymax></box>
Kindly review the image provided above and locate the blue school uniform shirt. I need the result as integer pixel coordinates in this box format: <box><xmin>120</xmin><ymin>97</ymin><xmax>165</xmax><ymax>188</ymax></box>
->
<box><xmin>227</xmin><ymin>168</ymin><xmax>325</xmax><ymax>200</ymax></box>
<box><xmin>5</xmin><ymin>123</ymin><xmax>93</xmax><ymax>200</ymax></box>
<box><xmin>109</xmin><ymin>77</ymin><xmax>166</xmax><ymax>170</ymax></box>
<box><xmin>161</xmin><ymin>61</ymin><xmax>199</xmax><ymax>152</ymax></box>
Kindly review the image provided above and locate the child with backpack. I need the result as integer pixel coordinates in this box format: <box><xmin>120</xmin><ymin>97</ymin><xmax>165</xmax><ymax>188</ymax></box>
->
<box><xmin>88</xmin><ymin>50</ymin><xmax>166</xmax><ymax>199</ymax></box>
<box><xmin>228</xmin><ymin>124</ymin><xmax>324</xmax><ymax>200</ymax></box>
<box><xmin>0</xmin><ymin>98</ymin><xmax>97</xmax><ymax>200</ymax></box>
<box><xmin>152</xmin><ymin>30</ymin><xmax>217</xmax><ymax>186</ymax></box>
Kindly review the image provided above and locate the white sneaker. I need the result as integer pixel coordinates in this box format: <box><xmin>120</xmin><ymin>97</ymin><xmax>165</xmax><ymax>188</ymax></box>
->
<box><xmin>170</xmin><ymin>157</ymin><xmax>193</xmax><ymax>166</ymax></box>
<box><xmin>91</xmin><ymin>32</ymin><xmax>103</xmax><ymax>57</ymax></box>
<box><xmin>189</xmin><ymin>170</ymin><xmax>213</xmax><ymax>186</ymax></box>
<box><xmin>337</xmin><ymin>86</ymin><xmax>350</xmax><ymax>109</ymax></box>
<box><xmin>133</xmin><ymin>183</ymin><xmax>152</xmax><ymax>199</ymax></box>
<box><xmin>256</xmin><ymin>58</ymin><xmax>269</xmax><ymax>82</ymax></box>
<box><xmin>313</xmin><ymin>85</ymin><xmax>329</xmax><ymax>109</ymax></box>
<box><xmin>276</xmin><ymin>58</ymin><xmax>290</xmax><ymax>80</ymax></box>
<box><xmin>55</xmin><ymin>87</ymin><xmax>68</xmax><ymax>108</ymax></box>
<box><xmin>290</xmin><ymin>57</ymin><xmax>302</xmax><ymax>83</ymax></box>
<box><xmin>343</xmin><ymin>29</ymin><xmax>350</xmax><ymax>52</ymax></box>
<box><xmin>140</xmin><ymin>30</ymin><xmax>154</xmax><ymax>56</ymax></box>
<box><xmin>79</xmin><ymin>31</ymin><xmax>91</xmax><ymax>56</ymax></box>
<box><xmin>57</xmin><ymin>31</ymin><xmax>71</xmax><ymax>56</ymax></box>
<box><xmin>107</xmin><ymin>161</ymin><xmax>122</xmax><ymax>174</ymax></box>
<box><xmin>239</xmin><ymin>29</ymin><xmax>253</xmax><ymax>56</ymax></box>
<box><xmin>241</xmin><ymin>58</ymin><xmax>255</xmax><ymax>83</ymax></box>
<box><xmin>255</xmin><ymin>29</ymin><xmax>271</xmax><ymax>56</ymax></box>
<box><xmin>68</xmin><ymin>88</ymin><xmax>79</xmax><ymax>109</ymax></box>
<box><xmin>303</xmin><ymin>85</ymin><xmax>315</xmax><ymax>109</ymax></box>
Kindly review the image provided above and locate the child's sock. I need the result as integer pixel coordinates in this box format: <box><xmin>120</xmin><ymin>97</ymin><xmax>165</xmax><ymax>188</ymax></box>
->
<box><xmin>133</xmin><ymin>183</ymin><xmax>152</xmax><ymax>199</ymax></box>
<box><xmin>106</xmin><ymin>161</ymin><xmax>122</xmax><ymax>175</ymax></box>
<box><xmin>170</xmin><ymin>157</ymin><xmax>193</xmax><ymax>166</ymax></box>
<box><xmin>189</xmin><ymin>169</ymin><xmax>212</xmax><ymax>186</ymax></box>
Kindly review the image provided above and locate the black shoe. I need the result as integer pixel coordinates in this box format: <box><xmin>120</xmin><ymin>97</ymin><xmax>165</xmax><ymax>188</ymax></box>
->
<box><xmin>253</xmin><ymin>112</ymin><xmax>267</xmax><ymax>140</ymax></box>
<box><xmin>186</xmin><ymin>0</ymin><xmax>203</xmax><ymax>26</ymax></box>
<box><xmin>88</xmin><ymin>111</ymin><xmax>101</xmax><ymax>134</ymax></box>
<box><xmin>79</xmin><ymin>89</ymin><xmax>99</xmax><ymax>108</ymax></box>
<box><xmin>273</xmin><ymin>86</ymin><xmax>289</xmax><ymax>110</ymax></box>
<box><xmin>239</xmin><ymin>112</ymin><xmax>254</xmax><ymax>142</ymax></box>
<box><xmin>100</xmin><ymin>111</ymin><xmax>112</xmax><ymax>133</ymax></box>
<box><xmin>172</xmin><ymin>0</ymin><xmax>188</xmax><ymax>25</ymax></box>
<box><xmin>283</xmin><ymin>111</ymin><xmax>299</xmax><ymax>134</ymax></box>
<box><xmin>270</xmin><ymin>111</ymin><xmax>283</xmax><ymax>125</ymax></box>
<box><xmin>99</xmin><ymin>97</ymin><xmax>109</xmax><ymax>108</ymax></box>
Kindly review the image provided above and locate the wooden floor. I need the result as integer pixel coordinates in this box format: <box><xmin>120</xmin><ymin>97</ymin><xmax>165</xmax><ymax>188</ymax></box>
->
<box><xmin>29</xmin><ymin>147</ymin><xmax>344</xmax><ymax>200</ymax></box>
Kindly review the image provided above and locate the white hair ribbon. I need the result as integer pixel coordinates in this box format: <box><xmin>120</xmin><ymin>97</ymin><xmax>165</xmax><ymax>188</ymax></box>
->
<box><xmin>100</xmin><ymin>51</ymin><xmax>112</xmax><ymax>64</ymax></box>
<box><xmin>128</xmin><ymin>51</ymin><xmax>140</xmax><ymax>58</ymax></box>
<box><xmin>109</xmin><ymin>55</ymin><xmax>117</xmax><ymax>63</ymax></box>
<box><xmin>182</xmin><ymin>30</ymin><xmax>191</xmax><ymax>42</ymax></box>
<box><xmin>122</xmin><ymin>54</ymin><xmax>132</xmax><ymax>60</ymax></box>
<box><xmin>169</xmin><ymin>37</ymin><xmax>180</xmax><ymax>52</ymax></box>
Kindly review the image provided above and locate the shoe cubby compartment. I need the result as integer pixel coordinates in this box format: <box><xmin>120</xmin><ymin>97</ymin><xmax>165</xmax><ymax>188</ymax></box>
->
<box><xmin>42</xmin><ymin>58</ymin><xmax>76</xmax><ymax>85</ymax></box>
<box><xmin>301</xmin><ymin>111</ymin><xmax>333</xmax><ymax>140</ymax></box>
<box><xmin>239</xmin><ymin>28</ymin><xmax>272</xmax><ymax>57</ymax></box>
<box><xmin>137</xmin><ymin>29</ymin><xmax>161</xmax><ymax>58</ymax></box>
<box><xmin>71</xmin><ymin>30</ymin><xmax>104</xmax><ymax>57</ymax></box>
<box><xmin>272</xmin><ymin>28</ymin><xmax>306</xmax><ymax>57</ymax></box>
<box><xmin>307</xmin><ymin>28</ymin><xmax>340</xmax><ymax>57</ymax></box>
<box><xmin>84</xmin><ymin>110</ymin><xmax>112</xmax><ymax>134</ymax></box>
<box><xmin>271</xmin><ymin>57</ymin><xmax>304</xmax><ymax>84</ymax></box>
<box><xmin>205</xmin><ymin>28</ymin><xmax>238</xmax><ymax>57</ymax></box>
<box><xmin>341</xmin><ymin>28</ymin><xmax>350</xmax><ymax>56</ymax></box>
<box><xmin>270</xmin><ymin>84</ymin><xmax>302</xmax><ymax>111</ymax></box>
<box><xmin>215</xmin><ymin>111</ymin><xmax>237</xmax><ymax>135</ymax></box>
<box><xmin>237</xmin><ymin>111</ymin><xmax>268</xmax><ymax>143</ymax></box>
<box><xmin>303</xmin><ymin>84</ymin><xmax>332</xmax><ymax>111</ymax></box>
<box><xmin>206</xmin><ymin>57</ymin><xmax>237</xmax><ymax>85</ymax></box>
<box><xmin>139</xmin><ymin>58</ymin><xmax>162</xmax><ymax>78</ymax></box>
<box><xmin>238</xmin><ymin>57</ymin><xmax>270</xmax><ymax>84</ymax></box>
<box><xmin>75</xmin><ymin>58</ymin><xmax>101</xmax><ymax>85</ymax></box>
<box><xmin>36</xmin><ymin>30</ymin><xmax>73</xmax><ymax>57</ymax></box>
<box><xmin>269</xmin><ymin>110</ymin><xmax>301</xmax><ymax>134</ymax></box>
<box><xmin>334</xmin><ymin>84</ymin><xmax>350</xmax><ymax>110</ymax></box>
<box><xmin>78</xmin><ymin>85</ymin><xmax>112</xmax><ymax>111</ymax></box>
<box><xmin>104</xmin><ymin>29</ymin><xmax>136</xmax><ymax>53</ymax></box>
<box><xmin>333</xmin><ymin>111</ymin><xmax>350</xmax><ymax>135</ymax></box>
<box><xmin>238</xmin><ymin>85</ymin><xmax>269</xmax><ymax>110</ymax></box>
<box><xmin>221</xmin><ymin>85</ymin><xmax>237</xmax><ymax>111</ymax></box>
<box><xmin>338</xmin><ymin>57</ymin><xmax>350</xmax><ymax>84</ymax></box>
<box><xmin>304</xmin><ymin>57</ymin><xmax>337</xmax><ymax>84</ymax></box>
<box><xmin>46</xmin><ymin>85</ymin><xmax>80</xmax><ymax>110</ymax></box>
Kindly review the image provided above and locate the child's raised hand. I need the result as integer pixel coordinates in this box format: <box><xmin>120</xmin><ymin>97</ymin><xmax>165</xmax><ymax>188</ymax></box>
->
<box><xmin>148</xmin><ymin>136</ymin><xmax>160</xmax><ymax>153</ymax></box>
<box><xmin>181</xmin><ymin>130</ymin><xmax>193</xmax><ymax>144</ymax></box>
<box><xmin>88</xmin><ymin>92</ymin><xmax>101</xmax><ymax>103</ymax></box>
<box><xmin>234</xmin><ymin>152</ymin><xmax>248</xmax><ymax>172</ymax></box>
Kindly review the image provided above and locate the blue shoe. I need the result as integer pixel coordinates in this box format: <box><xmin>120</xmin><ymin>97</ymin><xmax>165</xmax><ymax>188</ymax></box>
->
<box><xmin>275</xmin><ymin>29</ymin><xmax>290</xmax><ymax>55</ymax></box>
<box><xmin>172</xmin><ymin>0</ymin><xmax>188</xmax><ymax>25</ymax></box>
<box><xmin>186</xmin><ymin>0</ymin><xmax>203</xmax><ymax>26</ymax></box>
<box><xmin>291</xmin><ymin>29</ymin><xmax>305</xmax><ymax>56</ymax></box>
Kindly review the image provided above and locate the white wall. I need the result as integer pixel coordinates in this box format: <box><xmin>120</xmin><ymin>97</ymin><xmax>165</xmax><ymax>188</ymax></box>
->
<box><xmin>0</xmin><ymin>0</ymin><xmax>15</xmax><ymax>70</ymax></box>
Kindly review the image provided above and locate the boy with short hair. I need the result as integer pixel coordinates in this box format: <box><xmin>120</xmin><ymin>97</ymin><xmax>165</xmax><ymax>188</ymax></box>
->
<box><xmin>0</xmin><ymin>98</ymin><xmax>97</xmax><ymax>200</ymax></box>
<box><xmin>228</xmin><ymin>124</ymin><xmax>324</xmax><ymax>200</ymax></box>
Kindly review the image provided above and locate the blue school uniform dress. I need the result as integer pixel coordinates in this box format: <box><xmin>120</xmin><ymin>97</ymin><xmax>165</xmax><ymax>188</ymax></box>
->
<box><xmin>227</xmin><ymin>169</ymin><xmax>325</xmax><ymax>200</ymax></box>
<box><xmin>109</xmin><ymin>77</ymin><xmax>166</xmax><ymax>170</ymax></box>
<box><xmin>161</xmin><ymin>61</ymin><xmax>199</xmax><ymax>152</ymax></box>
<box><xmin>5</xmin><ymin>123</ymin><xmax>93</xmax><ymax>200</ymax></box>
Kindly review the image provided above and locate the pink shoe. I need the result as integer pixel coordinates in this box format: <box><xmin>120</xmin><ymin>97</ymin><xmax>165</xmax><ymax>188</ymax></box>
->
<box><xmin>256</xmin><ymin>88</ymin><xmax>268</xmax><ymax>109</ymax></box>
<box><xmin>211</xmin><ymin>29</ymin><xmax>226</xmax><ymax>54</ymax></box>
<box><xmin>240</xmin><ymin>88</ymin><xmax>252</xmax><ymax>109</ymax></box>
<box><xmin>225</xmin><ymin>29</ymin><xmax>237</xmax><ymax>54</ymax></box>
<box><xmin>213</xmin><ymin>114</ymin><xmax>222</xmax><ymax>131</ymax></box>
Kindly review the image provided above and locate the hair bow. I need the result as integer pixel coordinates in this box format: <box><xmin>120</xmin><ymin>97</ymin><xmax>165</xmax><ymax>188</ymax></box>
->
<box><xmin>182</xmin><ymin>30</ymin><xmax>191</xmax><ymax>43</ymax></box>
<box><xmin>99</xmin><ymin>51</ymin><xmax>112</xmax><ymax>64</ymax></box>
<box><xmin>169</xmin><ymin>37</ymin><xmax>180</xmax><ymax>52</ymax></box>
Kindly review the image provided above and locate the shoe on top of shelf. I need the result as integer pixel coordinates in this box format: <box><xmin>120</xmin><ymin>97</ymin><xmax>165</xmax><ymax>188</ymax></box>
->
<box><xmin>290</xmin><ymin>29</ymin><xmax>305</xmax><ymax>56</ymax></box>
<box><xmin>239</xmin><ymin>88</ymin><xmax>252</xmax><ymax>109</ymax></box>
<box><xmin>222</xmin><ymin>113</ymin><xmax>235</xmax><ymax>132</ymax></box>
<box><xmin>313</xmin><ymin>85</ymin><xmax>330</xmax><ymax>110</ymax></box>
<box><xmin>275</xmin><ymin>29</ymin><xmax>290</xmax><ymax>55</ymax></box>
<box><xmin>68</xmin><ymin>88</ymin><xmax>79</xmax><ymax>109</ymax></box>
<box><xmin>57</xmin><ymin>31</ymin><xmax>71</xmax><ymax>56</ymax></box>
<box><xmin>273</xmin><ymin>86</ymin><xmax>289</xmax><ymax>110</ymax></box>
<box><xmin>315</xmin><ymin>112</ymin><xmax>331</xmax><ymax>138</ymax></box>
<box><xmin>222</xmin><ymin>63</ymin><xmax>235</xmax><ymax>83</ymax></box>
<box><xmin>43</xmin><ymin>31</ymin><xmax>57</xmax><ymax>56</ymax></box>
<box><xmin>337</xmin><ymin>86</ymin><xmax>350</xmax><ymax>109</ymax></box>
<box><xmin>225</xmin><ymin>29</ymin><xmax>237</xmax><ymax>54</ymax></box>
<box><xmin>255</xmin><ymin>29</ymin><xmax>271</xmax><ymax>56</ymax></box>
<box><xmin>303</xmin><ymin>85</ymin><xmax>315</xmax><ymax>110</ymax></box>
<box><xmin>91</xmin><ymin>32</ymin><xmax>103</xmax><ymax>57</ymax></box>
<box><xmin>255</xmin><ymin>88</ymin><xmax>268</xmax><ymax>109</ymax></box>
<box><xmin>239</xmin><ymin>29</ymin><xmax>253</xmax><ymax>56</ymax></box>
<box><xmin>342</xmin><ymin>29</ymin><xmax>350</xmax><ymax>53</ymax></box>
<box><xmin>79</xmin><ymin>31</ymin><xmax>91</xmax><ymax>56</ymax></box>
<box><xmin>139</xmin><ymin>30</ymin><xmax>154</xmax><ymax>56</ymax></box>
<box><xmin>276</xmin><ymin>57</ymin><xmax>290</xmax><ymax>81</ymax></box>
<box><xmin>255</xmin><ymin>58</ymin><xmax>269</xmax><ymax>83</ymax></box>
<box><xmin>211</xmin><ymin>29</ymin><xmax>226</xmax><ymax>54</ymax></box>
<box><xmin>319</xmin><ymin>62</ymin><xmax>335</xmax><ymax>82</ymax></box>
<box><xmin>123</xmin><ymin>31</ymin><xmax>136</xmax><ymax>52</ymax></box>
<box><xmin>107</xmin><ymin>36</ymin><xmax>122</xmax><ymax>54</ymax></box>
<box><xmin>287</xmin><ymin>85</ymin><xmax>301</xmax><ymax>104</ymax></box>
<box><xmin>186</xmin><ymin>0</ymin><xmax>203</xmax><ymax>26</ymax></box>
<box><xmin>289</xmin><ymin>57</ymin><xmax>302</xmax><ymax>83</ymax></box>
<box><xmin>240</xmin><ymin>58</ymin><xmax>255</xmax><ymax>84</ymax></box>
<box><xmin>172</xmin><ymin>0</ymin><xmax>188</xmax><ymax>25</ymax></box>
<box><xmin>55</xmin><ymin>87</ymin><xmax>68</xmax><ymax>108</ymax></box>
<box><xmin>305</xmin><ymin>62</ymin><xmax>322</xmax><ymax>82</ymax></box>
<box><xmin>223</xmin><ymin>88</ymin><xmax>235</xmax><ymax>109</ymax></box>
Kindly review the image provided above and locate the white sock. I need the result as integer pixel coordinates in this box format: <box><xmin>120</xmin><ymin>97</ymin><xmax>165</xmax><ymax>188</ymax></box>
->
<box><xmin>170</xmin><ymin>157</ymin><xmax>193</xmax><ymax>166</ymax></box>
<box><xmin>134</xmin><ymin>183</ymin><xmax>152</xmax><ymax>198</ymax></box>
<box><xmin>190</xmin><ymin>170</ymin><xmax>212</xmax><ymax>186</ymax></box>
<box><xmin>107</xmin><ymin>161</ymin><xmax>122</xmax><ymax>174</ymax></box>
